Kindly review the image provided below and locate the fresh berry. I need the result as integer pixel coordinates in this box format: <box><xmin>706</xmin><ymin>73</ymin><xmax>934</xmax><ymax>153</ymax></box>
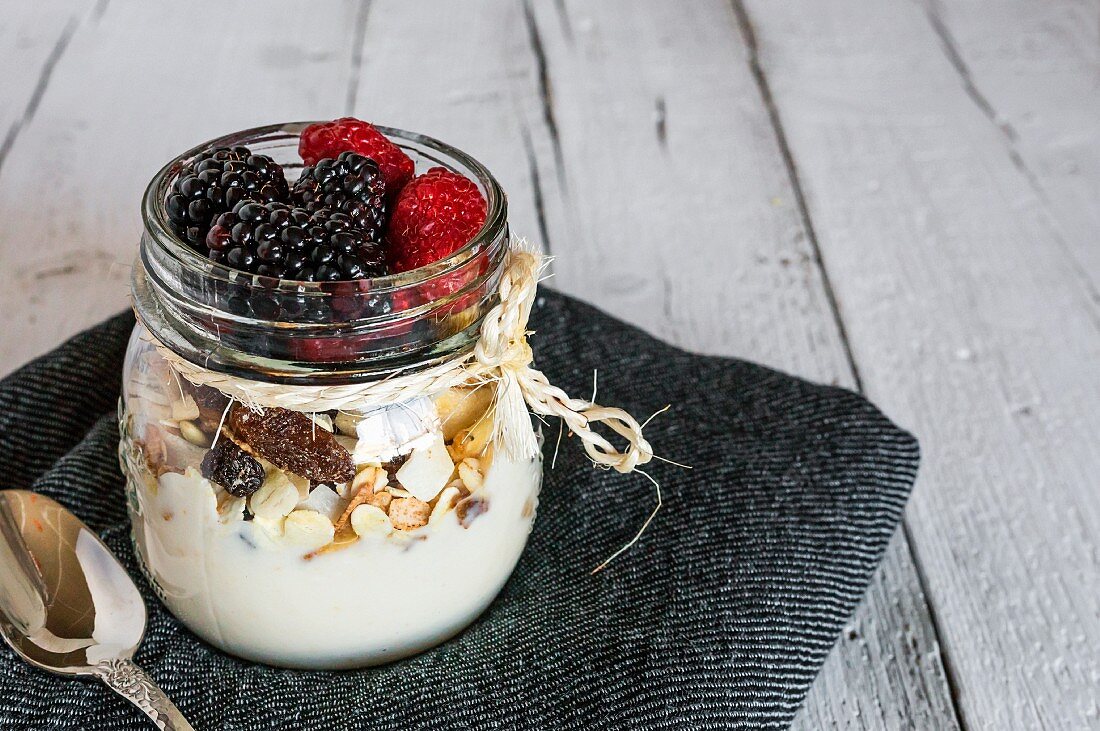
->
<box><xmin>298</xmin><ymin>118</ymin><xmax>414</xmax><ymax>193</ymax></box>
<box><xmin>292</xmin><ymin>151</ymin><xmax>387</xmax><ymax>243</ymax></box>
<box><xmin>200</xmin><ymin>439</ymin><xmax>265</xmax><ymax>497</ymax></box>
<box><xmin>205</xmin><ymin>200</ymin><xmax>387</xmax><ymax>281</ymax></box>
<box><xmin>165</xmin><ymin>146</ymin><xmax>288</xmax><ymax>250</ymax></box>
<box><xmin>385</xmin><ymin>167</ymin><xmax>488</xmax><ymax>272</ymax></box>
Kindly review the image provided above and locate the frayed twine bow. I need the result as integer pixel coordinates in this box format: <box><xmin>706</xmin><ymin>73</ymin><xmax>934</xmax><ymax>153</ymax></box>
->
<box><xmin>140</xmin><ymin>241</ymin><xmax>668</xmax><ymax>572</ymax></box>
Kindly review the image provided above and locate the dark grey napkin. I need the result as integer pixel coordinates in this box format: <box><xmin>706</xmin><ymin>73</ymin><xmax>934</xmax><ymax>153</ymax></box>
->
<box><xmin>0</xmin><ymin>290</ymin><xmax>918</xmax><ymax>730</ymax></box>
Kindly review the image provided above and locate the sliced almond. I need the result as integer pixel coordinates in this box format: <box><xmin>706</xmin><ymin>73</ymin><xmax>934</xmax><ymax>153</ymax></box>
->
<box><xmin>283</xmin><ymin>510</ymin><xmax>335</xmax><ymax>550</ymax></box>
<box><xmin>429</xmin><ymin>486</ymin><xmax>461</xmax><ymax>526</ymax></box>
<box><xmin>333</xmin><ymin>466</ymin><xmax>387</xmax><ymax>532</ymax></box>
<box><xmin>179</xmin><ymin>420</ymin><xmax>210</xmax><ymax>448</ymax></box>
<box><xmin>458</xmin><ymin>457</ymin><xmax>484</xmax><ymax>492</ymax></box>
<box><xmin>350</xmin><ymin>504</ymin><xmax>393</xmax><ymax>536</ymax></box>
<box><xmin>249</xmin><ymin>471</ymin><xmax>299</xmax><ymax>520</ymax></box>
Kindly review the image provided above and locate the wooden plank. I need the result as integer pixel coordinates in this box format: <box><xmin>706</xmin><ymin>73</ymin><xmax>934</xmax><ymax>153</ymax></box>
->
<box><xmin>0</xmin><ymin>0</ymin><xmax>365</xmax><ymax>376</ymax></box>
<box><xmin>358</xmin><ymin>1</ymin><xmax>954</xmax><ymax>725</ymax></box>
<box><xmin>0</xmin><ymin>1</ymin><xmax>92</xmax><ymax>170</ymax></box>
<box><xmin>344</xmin><ymin>0</ymin><xmax>554</xmax><ymax>255</ymax></box>
<box><xmin>743</xmin><ymin>0</ymin><xmax>1100</xmax><ymax>727</ymax></box>
<box><xmin>920</xmin><ymin>0</ymin><xmax>1100</xmax><ymax>287</ymax></box>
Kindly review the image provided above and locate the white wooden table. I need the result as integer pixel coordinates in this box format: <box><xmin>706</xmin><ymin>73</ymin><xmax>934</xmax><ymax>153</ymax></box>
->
<box><xmin>2</xmin><ymin>2</ymin><xmax>1097</xmax><ymax>728</ymax></box>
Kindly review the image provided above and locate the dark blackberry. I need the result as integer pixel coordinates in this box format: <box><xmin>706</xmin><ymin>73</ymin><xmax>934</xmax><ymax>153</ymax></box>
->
<box><xmin>206</xmin><ymin>200</ymin><xmax>388</xmax><ymax>281</ymax></box>
<box><xmin>200</xmin><ymin>439</ymin><xmax>265</xmax><ymax>497</ymax></box>
<box><xmin>292</xmin><ymin>151</ymin><xmax>387</xmax><ymax>245</ymax></box>
<box><xmin>165</xmin><ymin>146</ymin><xmax>289</xmax><ymax>250</ymax></box>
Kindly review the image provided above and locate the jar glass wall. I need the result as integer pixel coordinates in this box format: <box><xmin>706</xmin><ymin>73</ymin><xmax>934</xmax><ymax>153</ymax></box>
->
<box><xmin>120</xmin><ymin>124</ymin><xmax>542</xmax><ymax>669</ymax></box>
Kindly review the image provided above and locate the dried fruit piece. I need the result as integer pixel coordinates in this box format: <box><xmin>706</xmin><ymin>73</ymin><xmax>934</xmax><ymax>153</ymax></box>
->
<box><xmin>201</xmin><ymin>439</ymin><xmax>265</xmax><ymax>497</ymax></box>
<box><xmin>456</xmin><ymin>496</ymin><xmax>489</xmax><ymax>528</ymax></box>
<box><xmin>180</xmin><ymin>380</ymin><xmax>231</xmax><ymax>433</ymax></box>
<box><xmin>389</xmin><ymin>497</ymin><xmax>431</xmax><ymax>531</ymax></box>
<box><xmin>227</xmin><ymin>404</ymin><xmax>355</xmax><ymax>484</ymax></box>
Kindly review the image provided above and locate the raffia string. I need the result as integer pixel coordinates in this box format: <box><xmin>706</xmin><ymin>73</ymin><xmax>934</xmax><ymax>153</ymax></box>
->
<box><xmin>140</xmin><ymin>245</ymin><xmax>654</xmax><ymax>474</ymax></box>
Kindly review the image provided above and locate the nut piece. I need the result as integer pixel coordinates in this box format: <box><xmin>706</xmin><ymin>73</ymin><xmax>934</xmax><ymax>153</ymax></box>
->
<box><xmin>458</xmin><ymin>457</ymin><xmax>484</xmax><ymax>492</ymax></box>
<box><xmin>350</xmin><ymin>504</ymin><xmax>392</xmax><ymax>536</ymax></box>
<box><xmin>395</xmin><ymin>434</ymin><xmax>454</xmax><ymax>502</ymax></box>
<box><xmin>334</xmin><ymin>466</ymin><xmax>388</xmax><ymax>532</ymax></box>
<box><xmin>368</xmin><ymin>490</ymin><xmax>393</xmax><ymax>512</ymax></box>
<box><xmin>179</xmin><ymin>420</ymin><xmax>210</xmax><ymax>448</ymax></box>
<box><xmin>433</xmin><ymin>386</ymin><xmax>494</xmax><ymax>441</ymax></box>
<box><xmin>334</xmin><ymin>411</ymin><xmax>363</xmax><ymax>437</ymax></box>
<box><xmin>249</xmin><ymin>471</ymin><xmax>299</xmax><ymax>520</ymax></box>
<box><xmin>217</xmin><ymin>492</ymin><xmax>246</xmax><ymax>524</ymax></box>
<box><xmin>429</xmin><ymin>486</ymin><xmax>462</xmax><ymax>526</ymax></box>
<box><xmin>453</xmin><ymin>411</ymin><xmax>494</xmax><ymax>458</ymax></box>
<box><xmin>170</xmin><ymin>394</ymin><xmax>200</xmax><ymax>422</ymax></box>
<box><xmin>283</xmin><ymin>510</ymin><xmax>336</xmax><ymax>550</ymax></box>
<box><xmin>388</xmin><ymin>497</ymin><xmax>431</xmax><ymax>531</ymax></box>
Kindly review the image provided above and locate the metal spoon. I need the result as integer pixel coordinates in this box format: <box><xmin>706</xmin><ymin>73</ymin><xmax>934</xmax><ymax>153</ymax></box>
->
<box><xmin>0</xmin><ymin>490</ymin><xmax>194</xmax><ymax>730</ymax></box>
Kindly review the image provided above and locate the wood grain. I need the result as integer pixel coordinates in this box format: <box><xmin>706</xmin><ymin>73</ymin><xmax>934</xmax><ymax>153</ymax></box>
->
<box><xmin>744</xmin><ymin>0</ymin><xmax>1100</xmax><ymax>727</ymax></box>
<box><xmin>0</xmin><ymin>0</ymin><xmax>364</xmax><ymax>374</ymax></box>
<box><xmin>0</xmin><ymin>1</ymin><xmax>92</xmax><ymax>175</ymax></box>
<box><xmin>521</xmin><ymin>1</ymin><xmax>957</xmax><ymax>727</ymax></box>
<box><xmin>921</xmin><ymin>0</ymin><xmax>1100</xmax><ymax>289</ymax></box>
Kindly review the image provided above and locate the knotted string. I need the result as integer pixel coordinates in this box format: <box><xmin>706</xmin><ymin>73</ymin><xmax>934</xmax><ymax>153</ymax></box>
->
<box><xmin>140</xmin><ymin>245</ymin><xmax>654</xmax><ymax>474</ymax></box>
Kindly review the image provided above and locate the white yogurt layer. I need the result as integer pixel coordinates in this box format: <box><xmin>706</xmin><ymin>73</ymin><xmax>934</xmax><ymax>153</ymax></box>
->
<box><xmin>131</xmin><ymin>450</ymin><xmax>541</xmax><ymax>669</ymax></box>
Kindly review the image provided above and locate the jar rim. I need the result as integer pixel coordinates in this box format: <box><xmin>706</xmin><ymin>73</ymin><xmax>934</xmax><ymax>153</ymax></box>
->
<box><xmin>134</xmin><ymin>122</ymin><xmax>510</xmax><ymax>385</ymax></box>
<box><xmin>140</xmin><ymin>121</ymin><xmax>508</xmax><ymax>296</ymax></box>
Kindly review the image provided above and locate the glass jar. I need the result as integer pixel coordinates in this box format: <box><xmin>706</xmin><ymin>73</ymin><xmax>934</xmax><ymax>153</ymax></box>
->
<box><xmin>119</xmin><ymin>123</ymin><xmax>542</xmax><ymax>669</ymax></box>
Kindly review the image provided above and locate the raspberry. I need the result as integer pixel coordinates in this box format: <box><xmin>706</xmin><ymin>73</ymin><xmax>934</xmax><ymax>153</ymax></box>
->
<box><xmin>385</xmin><ymin>167</ymin><xmax>488</xmax><ymax>273</ymax></box>
<box><xmin>292</xmin><ymin>151</ymin><xmax>387</xmax><ymax>244</ymax></box>
<box><xmin>299</xmin><ymin>118</ymin><xmax>414</xmax><ymax>193</ymax></box>
<box><xmin>205</xmin><ymin>200</ymin><xmax>387</xmax><ymax>281</ymax></box>
<box><xmin>165</xmin><ymin>146</ymin><xmax>288</xmax><ymax>250</ymax></box>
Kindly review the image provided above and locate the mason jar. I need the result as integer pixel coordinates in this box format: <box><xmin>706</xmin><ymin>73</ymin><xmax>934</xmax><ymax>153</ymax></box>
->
<box><xmin>119</xmin><ymin>123</ymin><xmax>542</xmax><ymax>669</ymax></box>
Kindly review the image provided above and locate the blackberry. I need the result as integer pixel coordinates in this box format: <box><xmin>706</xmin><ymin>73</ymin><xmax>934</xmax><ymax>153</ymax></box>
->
<box><xmin>292</xmin><ymin>151</ymin><xmax>387</xmax><ymax>245</ymax></box>
<box><xmin>165</xmin><ymin>146</ymin><xmax>289</xmax><ymax>250</ymax></box>
<box><xmin>205</xmin><ymin>200</ymin><xmax>388</xmax><ymax>281</ymax></box>
<box><xmin>200</xmin><ymin>439</ymin><xmax>265</xmax><ymax>497</ymax></box>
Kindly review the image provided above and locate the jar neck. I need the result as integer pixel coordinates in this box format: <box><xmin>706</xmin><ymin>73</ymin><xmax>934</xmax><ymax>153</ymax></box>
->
<box><xmin>133</xmin><ymin>123</ymin><xmax>509</xmax><ymax>386</ymax></box>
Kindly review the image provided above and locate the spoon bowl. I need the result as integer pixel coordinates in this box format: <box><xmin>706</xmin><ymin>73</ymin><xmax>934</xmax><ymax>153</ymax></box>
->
<box><xmin>0</xmin><ymin>490</ymin><xmax>193</xmax><ymax>730</ymax></box>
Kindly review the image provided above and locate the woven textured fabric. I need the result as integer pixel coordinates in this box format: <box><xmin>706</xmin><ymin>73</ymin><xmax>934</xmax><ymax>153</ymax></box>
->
<box><xmin>0</xmin><ymin>290</ymin><xmax>918</xmax><ymax>730</ymax></box>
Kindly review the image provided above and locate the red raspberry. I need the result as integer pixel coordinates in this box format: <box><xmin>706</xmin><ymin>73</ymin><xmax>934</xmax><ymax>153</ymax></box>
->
<box><xmin>386</xmin><ymin>167</ymin><xmax>488</xmax><ymax>273</ymax></box>
<box><xmin>298</xmin><ymin>118</ymin><xmax>415</xmax><ymax>193</ymax></box>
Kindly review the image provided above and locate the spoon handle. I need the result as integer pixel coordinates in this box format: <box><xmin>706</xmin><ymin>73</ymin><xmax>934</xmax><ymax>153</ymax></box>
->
<box><xmin>93</xmin><ymin>658</ymin><xmax>195</xmax><ymax>730</ymax></box>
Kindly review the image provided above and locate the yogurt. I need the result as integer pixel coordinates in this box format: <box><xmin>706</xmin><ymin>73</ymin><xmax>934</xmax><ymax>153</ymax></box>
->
<box><xmin>129</xmin><ymin>450</ymin><xmax>540</xmax><ymax>668</ymax></box>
